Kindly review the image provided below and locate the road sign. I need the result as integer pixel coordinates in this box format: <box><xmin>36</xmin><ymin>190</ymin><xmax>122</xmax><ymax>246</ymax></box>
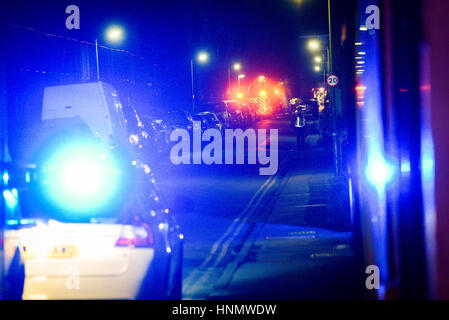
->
<box><xmin>326</xmin><ymin>74</ymin><xmax>339</xmax><ymax>87</ymax></box>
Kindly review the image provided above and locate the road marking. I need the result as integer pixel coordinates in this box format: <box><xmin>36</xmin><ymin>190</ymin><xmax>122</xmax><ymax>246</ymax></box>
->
<box><xmin>183</xmin><ymin>156</ymin><xmax>290</xmax><ymax>297</ymax></box>
<box><xmin>212</xmin><ymin>177</ymin><xmax>277</xmax><ymax>267</ymax></box>
<box><xmin>293</xmin><ymin>204</ymin><xmax>328</xmax><ymax>208</ymax></box>
<box><xmin>183</xmin><ymin>173</ymin><xmax>277</xmax><ymax>296</ymax></box>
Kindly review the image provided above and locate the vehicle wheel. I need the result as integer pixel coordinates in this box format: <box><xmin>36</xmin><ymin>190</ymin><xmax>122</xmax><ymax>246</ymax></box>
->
<box><xmin>167</xmin><ymin>241</ymin><xmax>183</xmax><ymax>300</ymax></box>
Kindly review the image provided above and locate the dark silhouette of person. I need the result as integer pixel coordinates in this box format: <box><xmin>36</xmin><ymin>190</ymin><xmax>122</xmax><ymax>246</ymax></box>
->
<box><xmin>293</xmin><ymin>106</ymin><xmax>306</xmax><ymax>151</ymax></box>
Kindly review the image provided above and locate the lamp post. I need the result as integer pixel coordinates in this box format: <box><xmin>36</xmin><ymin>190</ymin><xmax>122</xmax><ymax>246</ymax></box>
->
<box><xmin>95</xmin><ymin>39</ymin><xmax>100</xmax><ymax>82</ymax></box>
<box><xmin>95</xmin><ymin>25</ymin><xmax>124</xmax><ymax>82</ymax></box>
<box><xmin>327</xmin><ymin>0</ymin><xmax>333</xmax><ymax>74</ymax></box>
<box><xmin>307</xmin><ymin>38</ymin><xmax>328</xmax><ymax>87</ymax></box>
<box><xmin>299</xmin><ymin>1</ymin><xmax>339</xmax><ymax>175</ymax></box>
<box><xmin>191</xmin><ymin>51</ymin><xmax>209</xmax><ymax>113</ymax></box>
<box><xmin>238</xmin><ymin>74</ymin><xmax>245</xmax><ymax>89</ymax></box>
<box><xmin>326</xmin><ymin>0</ymin><xmax>340</xmax><ymax>176</ymax></box>
<box><xmin>228</xmin><ymin>63</ymin><xmax>242</xmax><ymax>96</ymax></box>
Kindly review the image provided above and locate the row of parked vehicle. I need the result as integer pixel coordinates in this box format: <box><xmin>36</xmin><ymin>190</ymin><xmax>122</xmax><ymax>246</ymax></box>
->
<box><xmin>2</xmin><ymin>82</ymin><xmax>267</xmax><ymax>300</ymax></box>
<box><xmin>130</xmin><ymin>100</ymin><xmax>264</xmax><ymax>161</ymax></box>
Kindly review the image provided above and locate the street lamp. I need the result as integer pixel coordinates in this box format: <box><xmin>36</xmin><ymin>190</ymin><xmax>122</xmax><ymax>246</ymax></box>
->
<box><xmin>95</xmin><ymin>25</ymin><xmax>124</xmax><ymax>82</ymax></box>
<box><xmin>228</xmin><ymin>62</ymin><xmax>242</xmax><ymax>95</ymax></box>
<box><xmin>106</xmin><ymin>26</ymin><xmax>124</xmax><ymax>43</ymax></box>
<box><xmin>299</xmin><ymin>0</ymin><xmax>339</xmax><ymax>175</ymax></box>
<box><xmin>307</xmin><ymin>39</ymin><xmax>321</xmax><ymax>52</ymax></box>
<box><xmin>314</xmin><ymin>56</ymin><xmax>323</xmax><ymax>63</ymax></box>
<box><xmin>197</xmin><ymin>52</ymin><xmax>209</xmax><ymax>63</ymax></box>
<box><xmin>191</xmin><ymin>51</ymin><xmax>209</xmax><ymax>112</ymax></box>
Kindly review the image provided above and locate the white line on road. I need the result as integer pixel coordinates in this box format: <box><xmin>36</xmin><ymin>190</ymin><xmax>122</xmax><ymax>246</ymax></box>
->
<box><xmin>212</xmin><ymin>177</ymin><xmax>277</xmax><ymax>268</ymax></box>
<box><xmin>182</xmin><ymin>173</ymin><xmax>277</xmax><ymax>296</ymax></box>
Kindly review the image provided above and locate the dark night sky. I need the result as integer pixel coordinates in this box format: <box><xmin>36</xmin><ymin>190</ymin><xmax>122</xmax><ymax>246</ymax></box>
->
<box><xmin>4</xmin><ymin>0</ymin><xmax>330</xmax><ymax>107</ymax></box>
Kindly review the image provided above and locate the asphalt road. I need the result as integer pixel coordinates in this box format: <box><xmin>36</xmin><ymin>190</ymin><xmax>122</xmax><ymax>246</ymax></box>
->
<box><xmin>154</xmin><ymin>115</ymin><xmax>363</xmax><ymax>300</ymax></box>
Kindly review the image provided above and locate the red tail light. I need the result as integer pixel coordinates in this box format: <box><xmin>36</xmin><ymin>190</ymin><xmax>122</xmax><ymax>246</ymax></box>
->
<box><xmin>115</xmin><ymin>223</ymin><xmax>154</xmax><ymax>248</ymax></box>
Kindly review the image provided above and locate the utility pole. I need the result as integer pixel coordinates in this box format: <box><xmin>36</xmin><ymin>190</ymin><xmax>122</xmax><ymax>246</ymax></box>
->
<box><xmin>95</xmin><ymin>39</ymin><xmax>100</xmax><ymax>82</ymax></box>
<box><xmin>227</xmin><ymin>68</ymin><xmax>231</xmax><ymax>97</ymax></box>
<box><xmin>191</xmin><ymin>59</ymin><xmax>195</xmax><ymax>113</ymax></box>
<box><xmin>328</xmin><ymin>0</ymin><xmax>340</xmax><ymax>176</ymax></box>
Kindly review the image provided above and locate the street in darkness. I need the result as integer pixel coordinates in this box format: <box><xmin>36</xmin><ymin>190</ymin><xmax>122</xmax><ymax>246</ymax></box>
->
<box><xmin>1</xmin><ymin>0</ymin><xmax>447</xmax><ymax>305</ymax></box>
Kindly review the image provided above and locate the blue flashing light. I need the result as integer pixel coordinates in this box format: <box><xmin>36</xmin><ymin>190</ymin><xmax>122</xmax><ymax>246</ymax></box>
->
<box><xmin>25</xmin><ymin>171</ymin><xmax>31</xmax><ymax>183</ymax></box>
<box><xmin>6</xmin><ymin>219</ymin><xmax>19</xmax><ymax>226</ymax></box>
<box><xmin>365</xmin><ymin>154</ymin><xmax>394</xmax><ymax>194</ymax></box>
<box><xmin>41</xmin><ymin>143</ymin><xmax>120</xmax><ymax>213</ymax></box>
<box><xmin>3</xmin><ymin>189</ymin><xmax>18</xmax><ymax>210</ymax></box>
<box><xmin>3</xmin><ymin>170</ymin><xmax>9</xmax><ymax>186</ymax></box>
<box><xmin>6</xmin><ymin>219</ymin><xmax>35</xmax><ymax>226</ymax></box>
<box><xmin>422</xmin><ymin>156</ymin><xmax>434</xmax><ymax>179</ymax></box>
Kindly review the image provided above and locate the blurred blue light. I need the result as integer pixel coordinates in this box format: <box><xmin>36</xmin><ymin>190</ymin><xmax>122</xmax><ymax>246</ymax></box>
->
<box><xmin>400</xmin><ymin>160</ymin><xmax>411</xmax><ymax>173</ymax></box>
<box><xmin>6</xmin><ymin>219</ymin><xmax>19</xmax><ymax>226</ymax></box>
<box><xmin>25</xmin><ymin>171</ymin><xmax>31</xmax><ymax>183</ymax></box>
<box><xmin>422</xmin><ymin>156</ymin><xmax>434</xmax><ymax>178</ymax></box>
<box><xmin>365</xmin><ymin>154</ymin><xmax>394</xmax><ymax>194</ymax></box>
<box><xmin>3</xmin><ymin>170</ymin><xmax>9</xmax><ymax>186</ymax></box>
<box><xmin>3</xmin><ymin>189</ymin><xmax>18</xmax><ymax>210</ymax></box>
<box><xmin>42</xmin><ymin>143</ymin><xmax>120</xmax><ymax>213</ymax></box>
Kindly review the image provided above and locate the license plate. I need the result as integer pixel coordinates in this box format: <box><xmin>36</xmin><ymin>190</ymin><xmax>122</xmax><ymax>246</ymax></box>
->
<box><xmin>49</xmin><ymin>244</ymin><xmax>79</xmax><ymax>259</ymax></box>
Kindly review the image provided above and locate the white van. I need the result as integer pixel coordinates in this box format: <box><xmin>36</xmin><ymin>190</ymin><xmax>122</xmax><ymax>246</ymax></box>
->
<box><xmin>42</xmin><ymin>82</ymin><xmax>128</xmax><ymax>148</ymax></box>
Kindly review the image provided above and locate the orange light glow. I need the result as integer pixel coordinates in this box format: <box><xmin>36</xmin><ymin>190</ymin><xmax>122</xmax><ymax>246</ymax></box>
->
<box><xmin>355</xmin><ymin>85</ymin><xmax>367</xmax><ymax>103</ymax></box>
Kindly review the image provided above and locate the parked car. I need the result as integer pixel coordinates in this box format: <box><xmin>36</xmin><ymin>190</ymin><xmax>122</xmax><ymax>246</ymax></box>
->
<box><xmin>15</xmin><ymin>82</ymin><xmax>186</xmax><ymax>300</ymax></box>
<box><xmin>191</xmin><ymin>113</ymin><xmax>209</xmax><ymax>131</ymax></box>
<box><xmin>224</xmin><ymin>100</ymin><xmax>246</xmax><ymax>128</ymax></box>
<box><xmin>198</xmin><ymin>112</ymin><xmax>224</xmax><ymax>134</ymax></box>
<box><xmin>162</xmin><ymin>111</ymin><xmax>193</xmax><ymax>132</ymax></box>
<box><xmin>198</xmin><ymin>102</ymin><xmax>232</xmax><ymax>129</ymax></box>
<box><xmin>140</xmin><ymin>115</ymin><xmax>171</xmax><ymax>158</ymax></box>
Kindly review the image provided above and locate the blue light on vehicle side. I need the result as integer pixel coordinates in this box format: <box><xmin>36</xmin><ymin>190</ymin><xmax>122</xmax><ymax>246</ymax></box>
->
<box><xmin>356</xmin><ymin>0</ymin><xmax>390</xmax><ymax>299</ymax></box>
<box><xmin>400</xmin><ymin>160</ymin><xmax>411</xmax><ymax>174</ymax></box>
<box><xmin>365</xmin><ymin>153</ymin><xmax>394</xmax><ymax>194</ymax></box>
<box><xmin>422</xmin><ymin>155</ymin><xmax>434</xmax><ymax>178</ymax></box>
